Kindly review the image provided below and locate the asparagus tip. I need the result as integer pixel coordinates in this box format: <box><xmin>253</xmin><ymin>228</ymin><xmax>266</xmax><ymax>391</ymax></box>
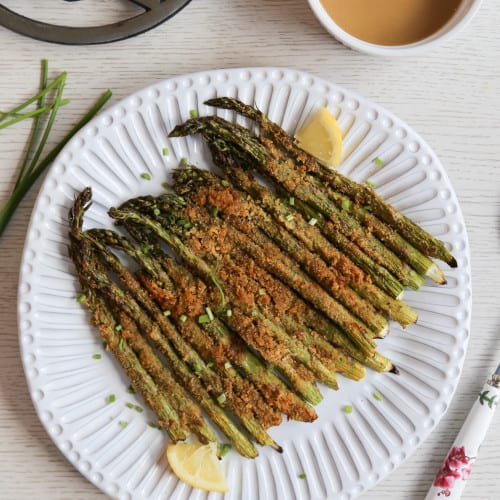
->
<box><xmin>389</xmin><ymin>364</ymin><xmax>400</xmax><ymax>375</ymax></box>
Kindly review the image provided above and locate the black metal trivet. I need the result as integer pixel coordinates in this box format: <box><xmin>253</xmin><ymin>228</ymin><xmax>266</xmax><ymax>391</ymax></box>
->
<box><xmin>0</xmin><ymin>0</ymin><xmax>192</xmax><ymax>45</ymax></box>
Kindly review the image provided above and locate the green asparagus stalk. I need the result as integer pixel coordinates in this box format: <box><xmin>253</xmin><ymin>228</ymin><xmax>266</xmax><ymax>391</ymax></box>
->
<box><xmin>149</xmin><ymin>192</ymin><xmax>378</xmax><ymax>355</ymax></box>
<box><xmin>276</xmin><ymin>312</ymin><xmax>366</xmax><ymax>381</ymax></box>
<box><xmin>69</xmin><ymin>195</ymin><xmax>191</xmax><ymax>442</ymax></box>
<box><xmin>168</xmin><ymin>310</ymin><xmax>283</xmax><ymax>429</ymax></box>
<box><xmin>73</xmin><ymin>284</ymin><xmax>190</xmax><ymax>442</ymax></box>
<box><xmin>108</xmin><ymin>206</ymin><xmax>324</xmax><ymax>406</ymax></box>
<box><xmin>70</xmin><ymin>190</ymin><xmax>260</xmax><ymax>457</ymax></box>
<box><xmin>207</xmin><ymin>139</ymin><xmax>406</xmax><ymax>302</ymax></box>
<box><xmin>307</xmin><ymin>173</ymin><xmax>445</xmax><ymax>283</ymax></box>
<box><xmin>100</xmin><ymin>216</ymin><xmax>336</xmax><ymax>392</ymax></box>
<box><xmin>173</xmin><ymin>164</ymin><xmax>416</xmax><ymax>330</ymax></box>
<box><xmin>301</xmin><ymin>304</ymin><xmax>395</xmax><ymax>373</ymax></box>
<box><xmin>169</xmin><ymin>117</ymin><xmax>425</xmax><ymax>291</ymax></box>
<box><xmin>122</xmin><ymin>221</ymin><xmax>318</xmax><ymax>421</ymax></box>
<box><xmin>289</xmin><ymin>195</ymin><xmax>406</xmax><ymax>298</ymax></box>
<box><xmin>225</xmin><ymin>242</ymin><xmax>395</xmax><ymax>374</ymax></box>
<box><xmin>114</xmin><ymin>309</ymin><xmax>216</xmax><ymax>442</ymax></box>
<box><xmin>211</xmin><ymin>159</ymin><xmax>417</xmax><ymax>326</ymax></box>
<box><xmin>170</xmin><ymin>126</ymin><xmax>405</xmax><ymax>299</ymax></box>
<box><xmin>86</xmin><ymin>228</ymin><xmax>284</xmax><ymax>430</ymax></box>
<box><xmin>88</xmin><ymin>249</ymin><xmax>258</xmax><ymax>457</ymax></box>
<box><xmin>151</xmin><ymin>250</ymin><xmax>319</xmax><ymax>422</ymax></box>
<box><xmin>204</xmin><ymin>97</ymin><xmax>456</xmax><ymax>268</ymax></box>
<box><xmin>221</xmin><ymin>214</ymin><xmax>387</xmax><ymax>338</ymax></box>
<box><xmin>85</xmin><ymin>228</ymin><xmax>280</xmax><ymax>453</ymax></box>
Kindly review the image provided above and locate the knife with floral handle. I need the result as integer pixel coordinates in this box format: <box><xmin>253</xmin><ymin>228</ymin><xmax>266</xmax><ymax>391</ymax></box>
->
<box><xmin>425</xmin><ymin>364</ymin><xmax>499</xmax><ymax>499</ymax></box>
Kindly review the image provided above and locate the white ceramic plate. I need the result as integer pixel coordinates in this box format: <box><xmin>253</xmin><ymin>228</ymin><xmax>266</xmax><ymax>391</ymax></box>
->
<box><xmin>18</xmin><ymin>68</ymin><xmax>471</xmax><ymax>500</ymax></box>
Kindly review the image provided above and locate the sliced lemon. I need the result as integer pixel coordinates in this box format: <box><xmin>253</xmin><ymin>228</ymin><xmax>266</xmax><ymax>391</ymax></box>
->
<box><xmin>166</xmin><ymin>441</ymin><xmax>228</xmax><ymax>493</ymax></box>
<box><xmin>295</xmin><ymin>107</ymin><xmax>343</xmax><ymax>167</ymax></box>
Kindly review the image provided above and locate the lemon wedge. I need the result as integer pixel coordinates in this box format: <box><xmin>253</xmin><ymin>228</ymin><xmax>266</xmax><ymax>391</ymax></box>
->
<box><xmin>166</xmin><ymin>441</ymin><xmax>228</xmax><ymax>493</ymax></box>
<box><xmin>295</xmin><ymin>107</ymin><xmax>343</xmax><ymax>167</ymax></box>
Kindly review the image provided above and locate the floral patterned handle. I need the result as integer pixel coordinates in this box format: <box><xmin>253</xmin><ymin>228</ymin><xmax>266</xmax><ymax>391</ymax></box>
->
<box><xmin>425</xmin><ymin>365</ymin><xmax>499</xmax><ymax>499</ymax></box>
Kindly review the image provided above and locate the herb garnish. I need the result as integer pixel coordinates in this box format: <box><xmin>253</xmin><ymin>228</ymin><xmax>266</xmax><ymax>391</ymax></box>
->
<box><xmin>0</xmin><ymin>60</ymin><xmax>112</xmax><ymax>237</ymax></box>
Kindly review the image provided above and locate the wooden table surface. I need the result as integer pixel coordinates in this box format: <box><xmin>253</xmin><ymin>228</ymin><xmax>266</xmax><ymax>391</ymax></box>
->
<box><xmin>0</xmin><ymin>1</ymin><xmax>499</xmax><ymax>498</ymax></box>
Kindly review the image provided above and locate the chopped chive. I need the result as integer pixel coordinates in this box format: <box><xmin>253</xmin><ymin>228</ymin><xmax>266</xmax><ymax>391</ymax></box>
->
<box><xmin>134</xmin><ymin>405</ymin><xmax>144</xmax><ymax>413</ymax></box>
<box><xmin>179</xmin><ymin>314</ymin><xmax>187</xmax><ymax>322</ymax></box>
<box><xmin>162</xmin><ymin>147</ymin><xmax>169</xmax><ymax>156</ymax></box>
<box><xmin>366</xmin><ymin>180</ymin><xmax>376</xmax><ymax>188</ymax></box>
<box><xmin>76</xmin><ymin>293</ymin><xmax>86</xmax><ymax>303</ymax></box>
<box><xmin>189</xmin><ymin>109</ymin><xmax>199</xmax><ymax>118</ymax></box>
<box><xmin>92</xmin><ymin>354</ymin><xmax>102</xmax><ymax>360</ymax></box>
<box><xmin>198</xmin><ymin>314</ymin><xmax>211</xmax><ymax>324</ymax></box>
<box><xmin>212</xmin><ymin>207</ymin><xmax>219</xmax><ymax>217</ymax></box>
<box><xmin>341</xmin><ymin>199</ymin><xmax>351</xmax><ymax>211</ymax></box>
<box><xmin>308</xmin><ymin>217</ymin><xmax>318</xmax><ymax>226</ymax></box>
<box><xmin>193</xmin><ymin>362</ymin><xmax>202</xmax><ymax>372</ymax></box>
<box><xmin>153</xmin><ymin>208</ymin><xmax>161</xmax><ymax>216</ymax></box>
<box><xmin>206</xmin><ymin>362</ymin><xmax>214</xmax><ymax>368</ymax></box>
<box><xmin>125</xmin><ymin>402</ymin><xmax>134</xmax><ymax>409</ymax></box>
<box><xmin>162</xmin><ymin>182</ymin><xmax>173</xmax><ymax>190</ymax></box>
<box><xmin>221</xmin><ymin>180</ymin><xmax>229</xmax><ymax>187</ymax></box>
<box><xmin>285</xmin><ymin>214</ymin><xmax>294</xmax><ymax>222</ymax></box>
<box><xmin>258</xmin><ymin>288</ymin><xmax>265</xmax><ymax>296</ymax></box>
<box><xmin>180</xmin><ymin>157</ymin><xmax>188</xmax><ymax>167</ymax></box>
<box><xmin>118</xmin><ymin>337</ymin><xmax>125</xmax><ymax>350</ymax></box>
<box><xmin>363</xmin><ymin>205</ymin><xmax>373</xmax><ymax>212</ymax></box>
<box><xmin>118</xmin><ymin>420</ymin><xmax>128</xmax><ymax>428</ymax></box>
<box><xmin>373</xmin><ymin>391</ymin><xmax>384</xmax><ymax>401</ymax></box>
<box><xmin>107</xmin><ymin>394</ymin><xmax>116</xmax><ymax>404</ymax></box>
<box><xmin>140</xmin><ymin>244</ymin><xmax>150</xmax><ymax>254</ymax></box>
<box><xmin>114</xmin><ymin>324</ymin><xmax>122</xmax><ymax>332</ymax></box>
<box><xmin>148</xmin><ymin>421</ymin><xmax>160</xmax><ymax>429</ymax></box>
<box><xmin>217</xmin><ymin>393</ymin><xmax>226</xmax><ymax>405</ymax></box>
<box><xmin>206</xmin><ymin>306</ymin><xmax>214</xmax><ymax>321</ymax></box>
<box><xmin>343</xmin><ymin>405</ymin><xmax>353</xmax><ymax>414</ymax></box>
<box><xmin>220</xmin><ymin>443</ymin><xmax>232</xmax><ymax>457</ymax></box>
<box><xmin>224</xmin><ymin>361</ymin><xmax>232</xmax><ymax>369</ymax></box>
<box><xmin>140</xmin><ymin>172</ymin><xmax>152</xmax><ymax>181</ymax></box>
<box><xmin>127</xmin><ymin>385</ymin><xmax>135</xmax><ymax>394</ymax></box>
<box><xmin>163</xmin><ymin>309</ymin><xmax>171</xmax><ymax>317</ymax></box>
<box><xmin>373</xmin><ymin>156</ymin><xmax>384</xmax><ymax>167</ymax></box>
<box><xmin>289</xmin><ymin>196</ymin><xmax>295</xmax><ymax>206</ymax></box>
<box><xmin>298</xmin><ymin>473</ymin><xmax>307</xmax><ymax>480</ymax></box>
<box><xmin>226</xmin><ymin>309</ymin><xmax>232</xmax><ymax>317</ymax></box>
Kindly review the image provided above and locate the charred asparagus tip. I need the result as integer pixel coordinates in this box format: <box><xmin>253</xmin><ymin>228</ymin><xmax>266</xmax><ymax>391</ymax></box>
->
<box><xmin>390</xmin><ymin>365</ymin><xmax>400</xmax><ymax>375</ymax></box>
